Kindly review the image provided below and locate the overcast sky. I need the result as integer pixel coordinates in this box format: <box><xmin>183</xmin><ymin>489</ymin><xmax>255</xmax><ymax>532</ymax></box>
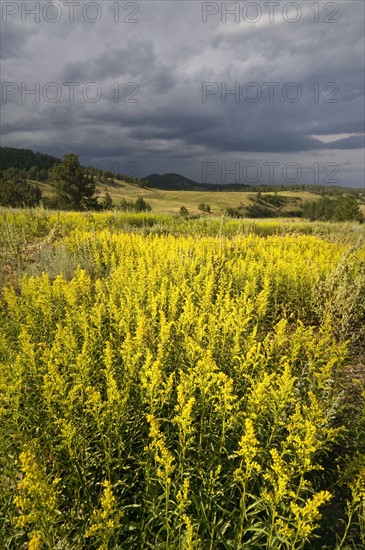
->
<box><xmin>1</xmin><ymin>0</ymin><xmax>364</xmax><ymax>186</ymax></box>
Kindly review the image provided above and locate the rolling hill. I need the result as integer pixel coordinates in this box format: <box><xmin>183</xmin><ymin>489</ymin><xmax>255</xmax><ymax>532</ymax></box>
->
<box><xmin>1</xmin><ymin>147</ymin><xmax>364</xmax><ymax>217</ymax></box>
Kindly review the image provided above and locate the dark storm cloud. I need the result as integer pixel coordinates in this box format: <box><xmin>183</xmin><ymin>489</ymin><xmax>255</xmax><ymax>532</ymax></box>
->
<box><xmin>1</xmin><ymin>0</ymin><xmax>364</xmax><ymax>186</ymax></box>
<box><xmin>0</xmin><ymin>21</ymin><xmax>34</xmax><ymax>59</ymax></box>
<box><xmin>318</xmin><ymin>120</ymin><xmax>365</xmax><ymax>135</ymax></box>
<box><xmin>62</xmin><ymin>41</ymin><xmax>175</xmax><ymax>92</ymax></box>
<box><xmin>325</xmin><ymin>135</ymin><xmax>365</xmax><ymax>150</ymax></box>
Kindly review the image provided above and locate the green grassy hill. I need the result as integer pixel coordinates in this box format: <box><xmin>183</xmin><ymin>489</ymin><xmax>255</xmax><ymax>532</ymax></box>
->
<box><xmin>33</xmin><ymin>177</ymin><xmax>365</xmax><ymax>217</ymax></box>
<box><xmin>95</xmin><ymin>180</ymin><xmax>320</xmax><ymax>216</ymax></box>
<box><xmin>2</xmin><ymin>147</ymin><xmax>364</xmax><ymax>217</ymax></box>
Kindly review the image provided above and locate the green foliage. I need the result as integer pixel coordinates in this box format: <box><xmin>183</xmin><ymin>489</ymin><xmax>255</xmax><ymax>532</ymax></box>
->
<box><xmin>0</xmin><ymin>172</ymin><xmax>41</xmax><ymax>207</ymax></box>
<box><xmin>334</xmin><ymin>196</ymin><xmax>364</xmax><ymax>222</ymax></box>
<box><xmin>134</xmin><ymin>197</ymin><xmax>152</xmax><ymax>212</ymax></box>
<box><xmin>102</xmin><ymin>192</ymin><xmax>113</xmax><ymax>210</ymax></box>
<box><xmin>0</xmin><ymin>147</ymin><xmax>59</xmax><ymax>172</ymax></box>
<box><xmin>0</xmin><ymin>166</ymin><xmax>49</xmax><ymax>183</ymax></box>
<box><xmin>198</xmin><ymin>203</ymin><xmax>211</xmax><ymax>213</ymax></box>
<box><xmin>258</xmin><ymin>192</ymin><xmax>286</xmax><ymax>207</ymax></box>
<box><xmin>117</xmin><ymin>197</ymin><xmax>151</xmax><ymax>213</ymax></box>
<box><xmin>50</xmin><ymin>154</ymin><xmax>98</xmax><ymax>211</ymax></box>
<box><xmin>117</xmin><ymin>198</ymin><xmax>135</xmax><ymax>212</ymax></box>
<box><xmin>180</xmin><ymin>206</ymin><xmax>189</xmax><ymax>216</ymax></box>
<box><xmin>304</xmin><ymin>196</ymin><xmax>364</xmax><ymax>222</ymax></box>
<box><xmin>246</xmin><ymin>203</ymin><xmax>274</xmax><ymax>218</ymax></box>
<box><xmin>225</xmin><ymin>207</ymin><xmax>242</xmax><ymax>218</ymax></box>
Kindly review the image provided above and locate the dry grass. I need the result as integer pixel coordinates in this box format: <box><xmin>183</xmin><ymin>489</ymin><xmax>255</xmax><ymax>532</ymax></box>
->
<box><xmin>31</xmin><ymin>179</ymin><xmax>326</xmax><ymax>215</ymax></box>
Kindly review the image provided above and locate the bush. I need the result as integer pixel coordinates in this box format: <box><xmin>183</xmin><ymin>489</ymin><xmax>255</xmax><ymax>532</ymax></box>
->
<box><xmin>198</xmin><ymin>203</ymin><xmax>211</xmax><ymax>213</ymax></box>
<box><xmin>246</xmin><ymin>204</ymin><xmax>274</xmax><ymax>218</ymax></box>
<box><xmin>225</xmin><ymin>207</ymin><xmax>242</xmax><ymax>218</ymax></box>
<box><xmin>117</xmin><ymin>197</ymin><xmax>151</xmax><ymax>213</ymax></box>
<box><xmin>118</xmin><ymin>198</ymin><xmax>135</xmax><ymax>212</ymax></box>
<box><xmin>102</xmin><ymin>192</ymin><xmax>113</xmax><ymax>210</ymax></box>
<box><xmin>259</xmin><ymin>193</ymin><xmax>286</xmax><ymax>207</ymax></box>
<box><xmin>179</xmin><ymin>206</ymin><xmax>189</xmax><ymax>216</ymax></box>
<box><xmin>0</xmin><ymin>172</ymin><xmax>41</xmax><ymax>207</ymax></box>
<box><xmin>304</xmin><ymin>196</ymin><xmax>364</xmax><ymax>222</ymax></box>
<box><xmin>134</xmin><ymin>197</ymin><xmax>152</xmax><ymax>213</ymax></box>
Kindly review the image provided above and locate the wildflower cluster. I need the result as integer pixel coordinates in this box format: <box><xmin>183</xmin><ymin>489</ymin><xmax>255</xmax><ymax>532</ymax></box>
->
<box><xmin>0</xmin><ymin>210</ymin><xmax>364</xmax><ymax>548</ymax></box>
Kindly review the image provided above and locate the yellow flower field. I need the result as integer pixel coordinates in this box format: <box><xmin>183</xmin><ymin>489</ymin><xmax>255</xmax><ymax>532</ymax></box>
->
<box><xmin>0</xmin><ymin>210</ymin><xmax>364</xmax><ymax>548</ymax></box>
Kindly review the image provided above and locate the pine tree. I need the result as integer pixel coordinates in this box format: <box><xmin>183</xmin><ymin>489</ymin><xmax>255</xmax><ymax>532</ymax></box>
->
<box><xmin>50</xmin><ymin>153</ymin><xmax>98</xmax><ymax>210</ymax></box>
<box><xmin>102</xmin><ymin>192</ymin><xmax>113</xmax><ymax>210</ymax></box>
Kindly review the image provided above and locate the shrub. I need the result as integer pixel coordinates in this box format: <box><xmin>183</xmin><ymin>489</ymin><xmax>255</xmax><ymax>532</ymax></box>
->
<box><xmin>304</xmin><ymin>196</ymin><xmax>364</xmax><ymax>222</ymax></box>
<box><xmin>179</xmin><ymin>206</ymin><xmax>189</xmax><ymax>216</ymax></box>
<box><xmin>198</xmin><ymin>203</ymin><xmax>211</xmax><ymax>213</ymax></box>
<box><xmin>0</xmin><ymin>173</ymin><xmax>41</xmax><ymax>207</ymax></box>
<box><xmin>225</xmin><ymin>207</ymin><xmax>242</xmax><ymax>218</ymax></box>
<box><xmin>117</xmin><ymin>197</ymin><xmax>151</xmax><ymax>213</ymax></box>
<box><xmin>134</xmin><ymin>197</ymin><xmax>152</xmax><ymax>213</ymax></box>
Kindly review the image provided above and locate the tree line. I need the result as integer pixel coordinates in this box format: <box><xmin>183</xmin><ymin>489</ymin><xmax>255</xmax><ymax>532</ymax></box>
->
<box><xmin>303</xmin><ymin>195</ymin><xmax>364</xmax><ymax>222</ymax></box>
<box><xmin>0</xmin><ymin>153</ymin><xmax>150</xmax><ymax>211</ymax></box>
<box><xmin>0</xmin><ymin>152</ymin><xmax>364</xmax><ymax>222</ymax></box>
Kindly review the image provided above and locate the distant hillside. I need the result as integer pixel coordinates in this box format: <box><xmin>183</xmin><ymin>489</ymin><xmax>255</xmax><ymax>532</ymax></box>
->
<box><xmin>0</xmin><ymin>148</ymin><xmax>141</xmax><ymax>186</ymax></box>
<box><xmin>144</xmin><ymin>173</ymin><xmax>361</xmax><ymax>195</ymax></box>
<box><xmin>0</xmin><ymin>147</ymin><xmax>60</xmax><ymax>172</ymax></box>
<box><xmin>145</xmin><ymin>173</ymin><xmax>204</xmax><ymax>190</ymax></box>
<box><xmin>1</xmin><ymin>148</ymin><xmax>363</xmax><ymax>196</ymax></box>
<box><xmin>145</xmin><ymin>173</ymin><xmax>256</xmax><ymax>191</ymax></box>
<box><xmin>1</xmin><ymin>147</ymin><xmax>364</xmax><ymax>217</ymax></box>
